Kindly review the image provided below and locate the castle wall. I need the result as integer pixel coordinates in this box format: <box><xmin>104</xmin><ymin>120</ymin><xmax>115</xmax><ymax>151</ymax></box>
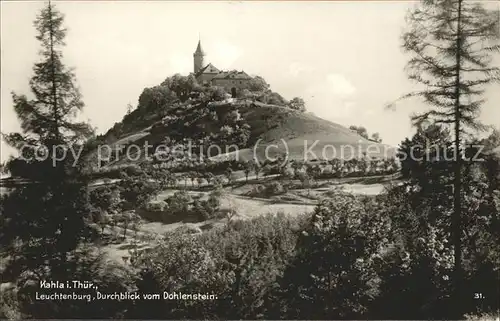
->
<box><xmin>197</xmin><ymin>73</ymin><xmax>217</xmax><ymax>84</ymax></box>
<box><xmin>211</xmin><ymin>78</ymin><xmax>250</xmax><ymax>89</ymax></box>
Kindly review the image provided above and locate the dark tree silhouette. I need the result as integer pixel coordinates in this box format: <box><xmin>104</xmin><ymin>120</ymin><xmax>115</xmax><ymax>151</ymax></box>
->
<box><xmin>0</xmin><ymin>0</ymin><xmax>96</xmax><ymax>312</ymax></box>
<box><xmin>393</xmin><ymin>0</ymin><xmax>500</xmax><ymax>314</ymax></box>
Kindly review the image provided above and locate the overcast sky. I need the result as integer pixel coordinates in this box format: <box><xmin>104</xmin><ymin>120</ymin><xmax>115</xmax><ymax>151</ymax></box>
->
<box><xmin>1</xmin><ymin>0</ymin><xmax>499</xmax><ymax>162</ymax></box>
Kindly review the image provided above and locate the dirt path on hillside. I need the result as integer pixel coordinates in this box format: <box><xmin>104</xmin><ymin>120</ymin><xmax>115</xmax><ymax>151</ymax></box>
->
<box><xmin>219</xmin><ymin>193</ymin><xmax>316</xmax><ymax>219</ymax></box>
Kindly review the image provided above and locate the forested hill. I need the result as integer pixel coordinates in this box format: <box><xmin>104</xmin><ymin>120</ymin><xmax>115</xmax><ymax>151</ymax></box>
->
<box><xmin>87</xmin><ymin>73</ymin><xmax>393</xmax><ymax>169</ymax></box>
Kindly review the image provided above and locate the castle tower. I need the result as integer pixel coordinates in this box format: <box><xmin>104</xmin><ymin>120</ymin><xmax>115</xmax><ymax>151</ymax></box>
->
<box><xmin>193</xmin><ymin>39</ymin><xmax>205</xmax><ymax>73</ymax></box>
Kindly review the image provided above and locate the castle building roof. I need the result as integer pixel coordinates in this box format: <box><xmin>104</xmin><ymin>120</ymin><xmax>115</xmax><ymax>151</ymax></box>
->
<box><xmin>195</xmin><ymin>63</ymin><xmax>220</xmax><ymax>77</ymax></box>
<box><xmin>212</xmin><ymin>70</ymin><xmax>252</xmax><ymax>80</ymax></box>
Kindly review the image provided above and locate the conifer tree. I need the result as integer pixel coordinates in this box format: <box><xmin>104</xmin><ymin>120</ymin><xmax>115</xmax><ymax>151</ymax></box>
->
<box><xmin>395</xmin><ymin>0</ymin><xmax>500</xmax><ymax>314</ymax></box>
<box><xmin>0</xmin><ymin>0</ymin><xmax>93</xmax><ymax>286</ymax></box>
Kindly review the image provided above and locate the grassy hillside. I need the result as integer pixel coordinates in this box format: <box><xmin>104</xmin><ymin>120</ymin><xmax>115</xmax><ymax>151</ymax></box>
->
<box><xmin>241</xmin><ymin>103</ymin><xmax>362</xmax><ymax>144</ymax></box>
<box><xmin>93</xmin><ymin>99</ymin><xmax>394</xmax><ymax>170</ymax></box>
<box><xmin>206</xmin><ymin>102</ymin><xmax>394</xmax><ymax>162</ymax></box>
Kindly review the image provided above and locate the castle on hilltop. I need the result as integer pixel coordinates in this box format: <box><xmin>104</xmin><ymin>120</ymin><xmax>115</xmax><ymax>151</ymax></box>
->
<box><xmin>191</xmin><ymin>39</ymin><xmax>252</xmax><ymax>96</ymax></box>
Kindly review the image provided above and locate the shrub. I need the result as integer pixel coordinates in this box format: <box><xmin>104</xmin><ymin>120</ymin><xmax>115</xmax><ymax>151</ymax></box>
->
<box><xmin>288</xmin><ymin>97</ymin><xmax>306</xmax><ymax>112</ymax></box>
<box><xmin>144</xmin><ymin>201</ymin><xmax>166</xmax><ymax>212</ymax></box>
<box><xmin>257</xmin><ymin>91</ymin><xmax>288</xmax><ymax>106</ymax></box>
<box><xmin>191</xmin><ymin>192</ymin><xmax>221</xmax><ymax>221</ymax></box>
<box><xmin>267</xmin><ymin>181</ymin><xmax>286</xmax><ymax>195</ymax></box>
<box><xmin>174</xmin><ymin>225</ymin><xmax>202</xmax><ymax>235</ymax></box>
<box><xmin>249</xmin><ymin>185</ymin><xmax>266</xmax><ymax>197</ymax></box>
<box><xmin>465</xmin><ymin>313</ymin><xmax>500</xmax><ymax>321</ymax></box>
<box><xmin>123</xmin><ymin>164</ymin><xmax>144</xmax><ymax>177</ymax></box>
<box><xmin>205</xmin><ymin>86</ymin><xmax>227</xmax><ymax>102</ymax></box>
<box><xmin>89</xmin><ymin>186</ymin><xmax>122</xmax><ymax>213</ymax></box>
<box><xmin>0</xmin><ymin>284</ymin><xmax>21</xmax><ymax>319</ymax></box>
<box><xmin>165</xmin><ymin>190</ymin><xmax>191</xmax><ymax>216</ymax></box>
<box><xmin>237</xmin><ymin>88</ymin><xmax>253</xmax><ymax>99</ymax></box>
<box><xmin>118</xmin><ymin>175</ymin><xmax>161</xmax><ymax>210</ymax></box>
<box><xmin>249</xmin><ymin>182</ymin><xmax>287</xmax><ymax>197</ymax></box>
<box><xmin>114</xmin><ymin>211</ymin><xmax>142</xmax><ymax>239</ymax></box>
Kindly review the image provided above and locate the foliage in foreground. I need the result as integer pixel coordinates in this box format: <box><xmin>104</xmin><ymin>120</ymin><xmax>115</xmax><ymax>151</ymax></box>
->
<box><xmin>128</xmin><ymin>213</ymin><xmax>304</xmax><ymax>319</ymax></box>
<box><xmin>125</xmin><ymin>172</ymin><xmax>499</xmax><ymax>319</ymax></box>
<box><xmin>2</xmin><ymin>174</ymin><xmax>499</xmax><ymax>319</ymax></box>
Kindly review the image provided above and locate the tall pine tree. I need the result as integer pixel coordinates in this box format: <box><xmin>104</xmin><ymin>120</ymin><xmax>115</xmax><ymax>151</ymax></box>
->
<box><xmin>394</xmin><ymin>0</ymin><xmax>500</xmax><ymax>315</ymax></box>
<box><xmin>1</xmin><ymin>0</ymin><xmax>93</xmax><ymax>286</ymax></box>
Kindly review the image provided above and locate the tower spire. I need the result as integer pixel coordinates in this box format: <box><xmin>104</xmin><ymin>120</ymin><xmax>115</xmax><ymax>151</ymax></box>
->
<box><xmin>193</xmin><ymin>36</ymin><xmax>205</xmax><ymax>73</ymax></box>
<box><xmin>194</xmin><ymin>37</ymin><xmax>205</xmax><ymax>55</ymax></box>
